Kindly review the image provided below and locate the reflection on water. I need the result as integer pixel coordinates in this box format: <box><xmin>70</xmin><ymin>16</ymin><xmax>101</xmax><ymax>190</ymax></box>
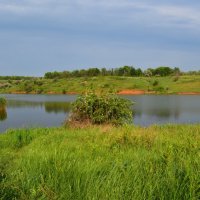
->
<box><xmin>1</xmin><ymin>94</ymin><xmax>200</xmax><ymax>132</ymax></box>
<box><xmin>125</xmin><ymin>95</ymin><xmax>200</xmax><ymax>126</ymax></box>
<box><xmin>132</xmin><ymin>96</ymin><xmax>181</xmax><ymax>119</ymax></box>
<box><xmin>8</xmin><ymin>100</ymin><xmax>72</xmax><ymax>114</ymax></box>
<box><xmin>0</xmin><ymin>94</ymin><xmax>76</xmax><ymax>133</ymax></box>
<box><xmin>0</xmin><ymin>107</ymin><xmax>7</xmax><ymax>121</ymax></box>
<box><xmin>45</xmin><ymin>102</ymin><xmax>71</xmax><ymax>113</ymax></box>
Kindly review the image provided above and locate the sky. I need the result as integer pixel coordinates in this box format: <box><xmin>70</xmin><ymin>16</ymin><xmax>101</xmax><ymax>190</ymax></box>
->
<box><xmin>0</xmin><ymin>0</ymin><xmax>200</xmax><ymax>76</ymax></box>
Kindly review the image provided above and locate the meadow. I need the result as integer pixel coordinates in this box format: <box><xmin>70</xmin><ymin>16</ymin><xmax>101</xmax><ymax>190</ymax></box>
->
<box><xmin>0</xmin><ymin>125</ymin><xmax>200</xmax><ymax>199</ymax></box>
<box><xmin>0</xmin><ymin>75</ymin><xmax>200</xmax><ymax>94</ymax></box>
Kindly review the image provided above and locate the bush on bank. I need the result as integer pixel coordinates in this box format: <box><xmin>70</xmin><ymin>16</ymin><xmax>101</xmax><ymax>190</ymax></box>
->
<box><xmin>0</xmin><ymin>97</ymin><xmax>6</xmax><ymax>107</ymax></box>
<box><xmin>68</xmin><ymin>92</ymin><xmax>133</xmax><ymax>126</ymax></box>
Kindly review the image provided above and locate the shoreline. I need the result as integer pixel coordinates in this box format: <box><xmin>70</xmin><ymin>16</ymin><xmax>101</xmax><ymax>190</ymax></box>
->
<box><xmin>117</xmin><ymin>90</ymin><xmax>200</xmax><ymax>95</ymax></box>
<box><xmin>1</xmin><ymin>89</ymin><xmax>200</xmax><ymax>95</ymax></box>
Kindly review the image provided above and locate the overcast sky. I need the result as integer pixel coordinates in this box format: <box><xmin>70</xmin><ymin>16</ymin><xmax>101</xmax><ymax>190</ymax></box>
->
<box><xmin>0</xmin><ymin>0</ymin><xmax>200</xmax><ymax>76</ymax></box>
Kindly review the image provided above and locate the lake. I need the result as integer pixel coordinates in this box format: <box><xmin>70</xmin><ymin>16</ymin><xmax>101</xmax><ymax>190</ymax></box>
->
<box><xmin>0</xmin><ymin>94</ymin><xmax>200</xmax><ymax>133</ymax></box>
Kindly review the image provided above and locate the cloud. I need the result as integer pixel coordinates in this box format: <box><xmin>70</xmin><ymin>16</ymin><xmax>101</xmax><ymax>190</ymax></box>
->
<box><xmin>152</xmin><ymin>5</ymin><xmax>200</xmax><ymax>28</ymax></box>
<box><xmin>0</xmin><ymin>0</ymin><xmax>200</xmax><ymax>38</ymax></box>
<box><xmin>0</xmin><ymin>0</ymin><xmax>200</xmax><ymax>26</ymax></box>
<box><xmin>0</xmin><ymin>0</ymin><xmax>199</xmax><ymax>75</ymax></box>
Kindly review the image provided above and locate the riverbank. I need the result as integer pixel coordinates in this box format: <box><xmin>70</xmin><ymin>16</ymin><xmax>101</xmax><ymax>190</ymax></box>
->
<box><xmin>3</xmin><ymin>90</ymin><xmax>200</xmax><ymax>95</ymax></box>
<box><xmin>0</xmin><ymin>125</ymin><xmax>199</xmax><ymax>199</ymax></box>
<box><xmin>1</xmin><ymin>75</ymin><xmax>200</xmax><ymax>95</ymax></box>
<box><xmin>118</xmin><ymin>90</ymin><xmax>200</xmax><ymax>95</ymax></box>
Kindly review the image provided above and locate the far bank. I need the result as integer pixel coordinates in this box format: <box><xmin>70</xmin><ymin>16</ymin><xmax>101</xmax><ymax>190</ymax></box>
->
<box><xmin>1</xmin><ymin>75</ymin><xmax>200</xmax><ymax>95</ymax></box>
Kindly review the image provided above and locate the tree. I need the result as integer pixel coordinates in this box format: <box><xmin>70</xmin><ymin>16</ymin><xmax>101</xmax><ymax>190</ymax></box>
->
<box><xmin>87</xmin><ymin>68</ymin><xmax>101</xmax><ymax>76</ymax></box>
<box><xmin>173</xmin><ymin>67</ymin><xmax>181</xmax><ymax>76</ymax></box>
<box><xmin>135</xmin><ymin>68</ymin><xmax>143</xmax><ymax>76</ymax></box>
<box><xmin>130</xmin><ymin>67</ymin><xmax>136</xmax><ymax>76</ymax></box>
<box><xmin>154</xmin><ymin>67</ymin><xmax>173</xmax><ymax>76</ymax></box>
<box><xmin>101</xmin><ymin>68</ymin><xmax>107</xmax><ymax>76</ymax></box>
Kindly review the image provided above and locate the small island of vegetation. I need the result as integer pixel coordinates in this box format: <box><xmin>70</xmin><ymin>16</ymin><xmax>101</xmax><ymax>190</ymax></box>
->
<box><xmin>67</xmin><ymin>92</ymin><xmax>133</xmax><ymax>126</ymax></box>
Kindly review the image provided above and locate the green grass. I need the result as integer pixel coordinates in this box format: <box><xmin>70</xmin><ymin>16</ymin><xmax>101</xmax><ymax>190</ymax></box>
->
<box><xmin>0</xmin><ymin>125</ymin><xmax>200</xmax><ymax>199</ymax></box>
<box><xmin>1</xmin><ymin>75</ymin><xmax>200</xmax><ymax>94</ymax></box>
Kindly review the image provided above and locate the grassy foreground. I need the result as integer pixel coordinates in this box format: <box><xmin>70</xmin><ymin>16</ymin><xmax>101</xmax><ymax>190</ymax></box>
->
<box><xmin>0</xmin><ymin>125</ymin><xmax>200</xmax><ymax>200</ymax></box>
<box><xmin>1</xmin><ymin>75</ymin><xmax>200</xmax><ymax>94</ymax></box>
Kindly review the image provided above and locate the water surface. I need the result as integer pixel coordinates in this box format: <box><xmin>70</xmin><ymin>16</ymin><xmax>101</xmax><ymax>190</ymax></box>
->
<box><xmin>0</xmin><ymin>94</ymin><xmax>200</xmax><ymax>133</ymax></box>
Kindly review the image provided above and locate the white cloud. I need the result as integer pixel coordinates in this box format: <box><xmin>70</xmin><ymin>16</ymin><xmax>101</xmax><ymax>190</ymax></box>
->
<box><xmin>0</xmin><ymin>0</ymin><xmax>199</xmax><ymax>73</ymax></box>
<box><xmin>153</xmin><ymin>5</ymin><xmax>200</xmax><ymax>26</ymax></box>
<box><xmin>0</xmin><ymin>0</ymin><xmax>200</xmax><ymax>31</ymax></box>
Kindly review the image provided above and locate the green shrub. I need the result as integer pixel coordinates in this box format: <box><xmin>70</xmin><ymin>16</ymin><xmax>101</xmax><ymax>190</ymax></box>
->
<box><xmin>173</xmin><ymin>76</ymin><xmax>179</xmax><ymax>82</ymax></box>
<box><xmin>36</xmin><ymin>88</ymin><xmax>44</xmax><ymax>94</ymax></box>
<box><xmin>152</xmin><ymin>80</ymin><xmax>159</xmax><ymax>86</ymax></box>
<box><xmin>25</xmin><ymin>85</ymin><xmax>33</xmax><ymax>93</ymax></box>
<box><xmin>155</xmin><ymin>86</ymin><xmax>165</xmax><ymax>93</ymax></box>
<box><xmin>68</xmin><ymin>92</ymin><xmax>133</xmax><ymax>125</ymax></box>
<box><xmin>0</xmin><ymin>97</ymin><xmax>6</xmax><ymax>107</ymax></box>
<box><xmin>34</xmin><ymin>80</ymin><xmax>43</xmax><ymax>86</ymax></box>
<box><xmin>0</xmin><ymin>107</ymin><xmax>7</xmax><ymax>121</ymax></box>
<box><xmin>22</xmin><ymin>81</ymin><xmax>34</xmax><ymax>93</ymax></box>
<box><xmin>102</xmin><ymin>83</ymin><xmax>110</xmax><ymax>88</ymax></box>
<box><xmin>62</xmin><ymin>89</ymin><xmax>66</xmax><ymax>94</ymax></box>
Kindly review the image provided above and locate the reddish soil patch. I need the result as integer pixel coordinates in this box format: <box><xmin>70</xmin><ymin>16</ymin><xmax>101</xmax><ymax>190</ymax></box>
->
<box><xmin>117</xmin><ymin>90</ymin><xmax>145</xmax><ymax>95</ymax></box>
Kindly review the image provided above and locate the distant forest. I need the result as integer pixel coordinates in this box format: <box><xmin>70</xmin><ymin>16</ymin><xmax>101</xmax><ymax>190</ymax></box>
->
<box><xmin>0</xmin><ymin>76</ymin><xmax>34</xmax><ymax>80</ymax></box>
<box><xmin>0</xmin><ymin>66</ymin><xmax>200</xmax><ymax>80</ymax></box>
<box><xmin>44</xmin><ymin>66</ymin><xmax>200</xmax><ymax>79</ymax></box>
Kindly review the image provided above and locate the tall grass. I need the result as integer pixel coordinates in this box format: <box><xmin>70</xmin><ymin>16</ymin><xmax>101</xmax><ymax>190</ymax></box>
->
<box><xmin>0</xmin><ymin>125</ymin><xmax>200</xmax><ymax>199</ymax></box>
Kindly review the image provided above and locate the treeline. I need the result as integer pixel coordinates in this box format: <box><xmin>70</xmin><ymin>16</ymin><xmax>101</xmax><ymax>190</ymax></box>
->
<box><xmin>182</xmin><ymin>70</ymin><xmax>200</xmax><ymax>75</ymax></box>
<box><xmin>0</xmin><ymin>76</ymin><xmax>34</xmax><ymax>80</ymax></box>
<box><xmin>44</xmin><ymin>66</ymin><xmax>181</xmax><ymax>79</ymax></box>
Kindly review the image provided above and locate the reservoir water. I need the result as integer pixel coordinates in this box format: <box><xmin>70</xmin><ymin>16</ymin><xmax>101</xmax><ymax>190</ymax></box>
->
<box><xmin>0</xmin><ymin>94</ymin><xmax>200</xmax><ymax>133</ymax></box>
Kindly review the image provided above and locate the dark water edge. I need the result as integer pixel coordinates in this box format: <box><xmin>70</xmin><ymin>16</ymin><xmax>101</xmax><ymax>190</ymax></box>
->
<box><xmin>1</xmin><ymin>94</ymin><xmax>200</xmax><ymax>133</ymax></box>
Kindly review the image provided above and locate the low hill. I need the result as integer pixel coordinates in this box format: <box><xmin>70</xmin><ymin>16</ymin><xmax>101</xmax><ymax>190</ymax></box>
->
<box><xmin>0</xmin><ymin>75</ymin><xmax>200</xmax><ymax>94</ymax></box>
